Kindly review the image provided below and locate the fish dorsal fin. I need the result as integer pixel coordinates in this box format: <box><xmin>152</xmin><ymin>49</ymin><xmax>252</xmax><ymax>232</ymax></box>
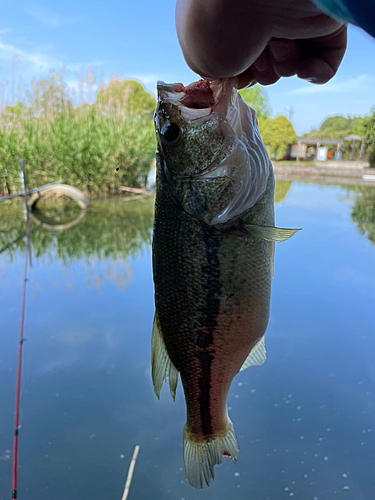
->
<box><xmin>242</xmin><ymin>224</ymin><xmax>301</xmax><ymax>242</ymax></box>
<box><xmin>151</xmin><ymin>313</ymin><xmax>179</xmax><ymax>400</ymax></box>
<box><xmin>240</xmin><ymin>336</ymin><xmax>266</xmax><ymax>371</ymax></box>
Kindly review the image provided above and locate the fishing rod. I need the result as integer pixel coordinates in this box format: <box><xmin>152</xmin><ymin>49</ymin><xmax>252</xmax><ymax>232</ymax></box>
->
<box><xmin>11</xmin><ymin>160</ymin><xmax>31</xmax><ymax>499</ymax></box>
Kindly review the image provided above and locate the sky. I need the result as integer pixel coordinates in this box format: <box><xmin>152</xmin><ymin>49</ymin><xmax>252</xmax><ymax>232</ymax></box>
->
<box><xmin>0</xmin><ymin>0</ymin><xmax>375</xmax><ymax>134</ymax></box>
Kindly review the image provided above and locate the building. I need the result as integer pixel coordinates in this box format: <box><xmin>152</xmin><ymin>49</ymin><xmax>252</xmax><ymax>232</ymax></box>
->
<box><xmin>289</xmin><ymin>135</ymin><xmax>365</xmax><ymax>162</ymax></box>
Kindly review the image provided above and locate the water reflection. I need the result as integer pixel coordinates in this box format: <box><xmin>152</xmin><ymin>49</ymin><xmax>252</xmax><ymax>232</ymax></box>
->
<box><xmin>274</xmin><ymin>181</ymin><xmax>291</xmax><ymax>204</ymax></box>
<box><xmin>30</xmin><ymin>206</ymin><xmax>87</xmax><ymax>231</ymax></box>
<box><xmin>350</xmin><ymin>186</ymin><xmax>375</xmax><ymax>245</ymax></box>
<box><xmin>0</xmin><ymin>196</ymin><xmax>154</xmax><ymax>265</ymax></box>
<box><xmin>0</xmin><ymin>182</ymin><xmax>375</xmax><ymax>500</ymax></box>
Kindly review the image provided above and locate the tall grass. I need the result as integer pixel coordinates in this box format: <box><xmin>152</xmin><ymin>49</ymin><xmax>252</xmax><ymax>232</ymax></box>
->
<box><xmin>0</xmin><ymin>66</ymin><xmax>156</xmax><ymax>195</ymax></box>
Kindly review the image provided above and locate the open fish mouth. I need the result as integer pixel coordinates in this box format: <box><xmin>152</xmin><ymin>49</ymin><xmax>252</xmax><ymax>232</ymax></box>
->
<box><xmin>157</xmin><ymin>80</ymin><xmax>214</xmax><ymax>108</ymax></box>
<box><xmin>157</xmin><ymin>78</ymin><xmax>236</xmax><ymax>120</ymax></box>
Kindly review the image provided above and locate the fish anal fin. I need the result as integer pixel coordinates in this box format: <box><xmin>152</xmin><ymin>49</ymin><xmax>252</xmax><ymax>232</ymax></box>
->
<box><xmin>151</xmin><ymin>313</ymin><xmax>179</xmax><ymax>400</ymax></box>
<box><xmin>242</xmin><ymin>224</ymin><xmax>301</xmax><ymax>242</ymax></box>
<box><xmin>240</xmin><ymin>336</ymin><xmax>266</xmax><ymax>371</ymax></box>
<box><xmin>183</xmin><ymin>418</ymin><xmax>239</xmax><ymax>489</ymax></box>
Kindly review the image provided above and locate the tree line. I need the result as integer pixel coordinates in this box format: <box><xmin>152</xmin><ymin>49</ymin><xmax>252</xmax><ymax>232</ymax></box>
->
<box><xmin>239</xmin><ymin>87</ymin><xmax>375</xmax><ymax>164</ymax></box>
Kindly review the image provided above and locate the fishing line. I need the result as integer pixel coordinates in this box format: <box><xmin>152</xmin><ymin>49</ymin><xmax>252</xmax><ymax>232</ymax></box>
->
<box><xmin>11</xmin><ymin>193</ymin><xmax>31</xmax><ymax>500</ymax></box>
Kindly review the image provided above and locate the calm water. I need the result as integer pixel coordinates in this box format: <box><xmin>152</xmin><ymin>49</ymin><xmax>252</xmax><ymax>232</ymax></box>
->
<box><xmin>0</xmin><ymin>182</ymin><xmax>375</xmax><ymax>500</ymax></box>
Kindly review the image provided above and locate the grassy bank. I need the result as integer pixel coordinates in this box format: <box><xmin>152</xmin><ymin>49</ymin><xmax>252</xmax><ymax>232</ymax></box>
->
<box><xmin>0</xmin><ymin>74</ymin><xmax>156</xmax><ymax>196</ymax></box>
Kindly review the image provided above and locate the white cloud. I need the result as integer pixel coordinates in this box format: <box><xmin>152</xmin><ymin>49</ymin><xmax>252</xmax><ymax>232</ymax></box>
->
<box><xmin>289</xmin><ymin>74</ymin><xmax>375</xmax><ymax>96</ymax></box>
<box><xmin>0</xmin><ymin>35</ymin><xmax>105</xmax><ymax>75</ymax></box>
<box><xmin>0</xmin><ymin>39</ymin><xmax>60</xmax><ymax>70</ymax></box>
<box><xmin>26</xmin><ymin>6</ymin><xmax>78</xmax><ymax>27</ymax></box>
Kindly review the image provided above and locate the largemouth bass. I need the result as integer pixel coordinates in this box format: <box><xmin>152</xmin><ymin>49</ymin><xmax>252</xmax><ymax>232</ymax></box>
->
<box><xmin>152</xmin><ymin>78</ymin><xmax>299</xmax><ymax>489</ymax></box>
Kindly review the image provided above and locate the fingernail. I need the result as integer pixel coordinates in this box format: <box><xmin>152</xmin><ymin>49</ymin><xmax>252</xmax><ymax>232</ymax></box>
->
<box><xmin>303</xmin><ymin>77</ymin><xmax>322</xmax><ymax>84</ymax></box>
<box><xmin>253</xmin><ymin>54</ymin><xmax>269</xmax><ymax>73</ymax></box>
<box><xmin>269</xmin><ymin>42</ymin><xmax>288</xmax><ymax>62</ymax></box>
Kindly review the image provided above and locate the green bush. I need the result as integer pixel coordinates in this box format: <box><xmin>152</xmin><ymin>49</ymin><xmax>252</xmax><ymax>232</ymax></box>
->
<box><xmin>0</xmin><ymin>74</ymin><xmax>156</xmax><ymax>195</ymax></box>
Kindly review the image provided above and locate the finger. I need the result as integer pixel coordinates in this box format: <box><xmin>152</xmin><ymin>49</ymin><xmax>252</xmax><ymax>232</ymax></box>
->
<box><xmin>296</xmin><ymin>25</ymin><xmax>347</xmax><ymax>83</ymax></box>
<box><xmin>268</xmin><ymin>39</ymin><xmax>302</xmax><ymax>77</ymax></box>
<box><xmin>236</xmin><ymin>70</ymin><xmax>257</xmax><ymax>89</ymax></box>
<box><xmin>249</xmin><ymin>50</ymin><xmax>281</xmax><ymax>86</ymax></box>
<box><xmin>176</xmin><ymin>0</ymin><xmax>271</xmax><ymax>79</ymax></box>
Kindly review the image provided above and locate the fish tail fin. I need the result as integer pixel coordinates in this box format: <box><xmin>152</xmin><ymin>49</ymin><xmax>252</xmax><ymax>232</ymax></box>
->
<box><xmin>183</xmin><ymin>418</ymin><xmax>239</xmax><ymax>489</ymax></box>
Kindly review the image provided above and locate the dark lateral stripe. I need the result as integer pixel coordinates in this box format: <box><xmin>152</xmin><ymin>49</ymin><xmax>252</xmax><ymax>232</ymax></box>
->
<box><xmin>196</xmin><ymin>228</ymin><xmax>221</xmax><ymax>436</ymax></box>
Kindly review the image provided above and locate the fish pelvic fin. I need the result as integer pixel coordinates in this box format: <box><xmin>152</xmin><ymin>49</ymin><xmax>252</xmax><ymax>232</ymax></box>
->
<box><xmin>151</xmin><ymin>313</ymin><xmax>179</xmax><ymax>400</ymax></box>
<box><xmin>183</xmin><ymin>419</ymin><xmax>239</xmax><ymax>489</ymax></box>
<box><xmin>240</xmin><ymin>335</ymin><xmax>266</xmax><ymax>371</ymax></box>
<box><xmin>242</xmin><ymin>224</ymin><xmax>301</xmax><ymax>242</ymax></box>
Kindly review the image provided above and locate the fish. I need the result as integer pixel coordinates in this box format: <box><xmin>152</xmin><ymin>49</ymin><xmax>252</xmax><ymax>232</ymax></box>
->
<box><xmin>152</xmin><ymin>78</ymin><xmax>300</xmax><ymax>489</ymax></box>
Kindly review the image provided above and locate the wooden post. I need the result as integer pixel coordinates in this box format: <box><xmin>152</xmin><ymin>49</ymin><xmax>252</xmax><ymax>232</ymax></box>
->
<box><xmin>351</xmin><ymin>139</ymin><xmax>355</xmax><ymax>161</ymax></box>
<box><xmin>359</xmin><ymin>140</ymin><xmax>365</xmax><ymax>161</ymax></box>
<box><xmin>19</xmin><ymin>159</ymin><xmax>28</xmax><ymax>220</ymax></box>
<box><xmin>19</xmin><ymin>159</ymin><xmax>32</xmax><ymax>267</ymax></box>
<box><xmin>121</xmin><ymin>445</ymin><xmax>140</xmax><ymax>500</ymax></box>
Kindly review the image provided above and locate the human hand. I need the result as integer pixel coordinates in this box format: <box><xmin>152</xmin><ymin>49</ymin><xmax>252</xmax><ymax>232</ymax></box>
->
<box><xmin>176</xmin><ymin>0</ymin><xmax>347</xmax><ymax>88</ymax></box>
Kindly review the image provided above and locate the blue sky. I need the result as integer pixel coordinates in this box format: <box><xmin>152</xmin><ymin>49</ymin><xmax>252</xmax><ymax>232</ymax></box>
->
<box><xmin>1</xmin><ymin>0</ymin><xmax>375</xmax><ymax>134</ymax></box>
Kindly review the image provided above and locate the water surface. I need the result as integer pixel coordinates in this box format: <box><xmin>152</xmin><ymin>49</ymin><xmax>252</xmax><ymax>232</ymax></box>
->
<box><xmin>0</xmin><ymin>183</ymin><xmax>374</xmax><ymax>500</ymax></box>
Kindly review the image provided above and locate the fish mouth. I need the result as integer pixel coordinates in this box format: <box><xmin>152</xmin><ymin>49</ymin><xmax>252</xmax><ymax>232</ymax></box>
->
<box><xmin>157</xmin><ymin>79</ymin><xmax>236</xmax><ymax>119</ymax></box>
<box><xmin>157</xmin><ymin>80</ymin><xmax>213</xmax><ymax>108</ymax></box>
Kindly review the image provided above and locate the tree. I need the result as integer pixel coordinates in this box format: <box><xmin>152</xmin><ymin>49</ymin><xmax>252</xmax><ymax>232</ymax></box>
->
<box><xmin>303</xmin><ymin>114</ymin><xmax>366</xmax><ymax>140</ymax></box>
<box><xmin>239</xmin><ymin>85</ymin><xmax>271</xmax><ymax>124</ymax></box>
<box><xmin>259</xmin><ymin>115</ymin><xmax>296</xmax><ymax>159</ymax></box>
<box><xmin>364</xmin><ymin>110</ymin><xmax>375</xmax><ymax>167</ymax></box>
<box><xmin>96</xmin><ymin>79</ymin><xmax>156</xmax><ymax>116</ymax></box>
<box><xmin>364</xmin><ymin>109</ymin><xmax>375</xmax><ymax>148</ymax></box>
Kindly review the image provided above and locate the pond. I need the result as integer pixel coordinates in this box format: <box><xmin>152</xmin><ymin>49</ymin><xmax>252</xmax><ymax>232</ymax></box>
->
<box><xmin>0</xmin><ymin>181</ymin><xmax>375</xmax><ymax>500</ymax></box>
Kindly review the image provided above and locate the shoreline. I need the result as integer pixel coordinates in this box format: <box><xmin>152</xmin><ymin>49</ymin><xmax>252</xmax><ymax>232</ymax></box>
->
<box><xmin>272</xmin><ymin>163</ymin><xmax>375</xmax><ymax>187</ymax></box>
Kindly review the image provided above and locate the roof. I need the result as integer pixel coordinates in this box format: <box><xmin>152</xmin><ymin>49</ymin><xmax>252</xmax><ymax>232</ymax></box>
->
<box><xmin>296</xmin><ymin>138</ymin><xmax>345</xmax><ymax>146</ymax></box>
<box><xmin>344</xmin><ymin>134</ymin><xmax>363</xmax><ymax>141</ymax></box>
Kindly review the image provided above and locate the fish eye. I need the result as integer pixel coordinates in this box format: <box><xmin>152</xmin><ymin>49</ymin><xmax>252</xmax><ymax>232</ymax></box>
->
<box><xmin>161</xmin><ymin>122</ymin><xmax>181</xmax><ymax>145</ymax></box>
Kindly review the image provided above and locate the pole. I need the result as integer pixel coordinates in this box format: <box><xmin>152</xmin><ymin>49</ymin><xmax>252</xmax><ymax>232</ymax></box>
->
<box><xmin>19</xmin><ymin>160</ymin><xmax>28</xmax><ymax>220</ymax></box>
<box><xmin>121</xmin><ymin>445</ymin><xmax>140</xmax><ymax>500</ymax></box>
<box><xmin>12</xmin><ymin>159</ymin><xmax>31</xmax><ymax>499</ymax></box>
<box><xmin>359</xmin><ymin>140</ymin><xmax>365</xmax><ymax>161</ymax></box>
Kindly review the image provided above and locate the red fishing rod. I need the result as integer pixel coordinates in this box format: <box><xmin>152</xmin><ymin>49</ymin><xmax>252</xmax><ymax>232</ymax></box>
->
<box><xmin>12</xmin><ymin>160</ymin><xmax>30</xmax><ymax>499</ymax></box>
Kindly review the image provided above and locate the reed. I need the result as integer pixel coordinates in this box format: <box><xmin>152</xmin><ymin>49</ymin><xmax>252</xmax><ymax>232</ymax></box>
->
<box><xmin>0</xmin><ymin>67</ymin><xmax>156</xmax><ymax>195</ymax></box>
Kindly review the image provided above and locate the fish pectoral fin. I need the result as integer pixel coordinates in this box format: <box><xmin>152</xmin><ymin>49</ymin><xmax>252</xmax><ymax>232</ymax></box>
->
<box><xmin>151</xmin><ymin>313</ymin><xmax>179</xmax><ymax>400</ymax></box>
<box><xmin>242</xmin><ymin>224</ymin><xmax>301</xmax><ymax>242</ymax></box>
<box><xmin>240</xmin><ymin>336</ymin><xmax>266</xmax><ymax>371</ymax></box>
